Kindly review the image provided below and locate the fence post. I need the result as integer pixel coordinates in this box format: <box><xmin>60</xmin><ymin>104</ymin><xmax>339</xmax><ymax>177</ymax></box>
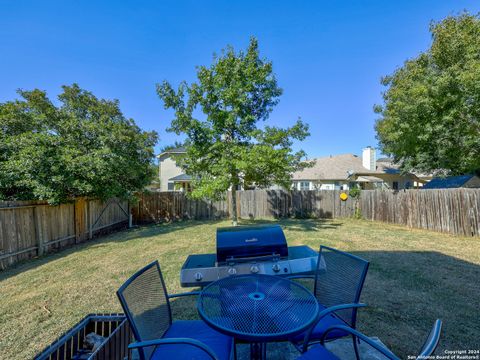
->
<box><xmin>88</xmin><ymin>200</ymin><xmax>93</xmax><ymax>240</ymax></box>
<box><xmin>128</xmin><ymin>202</ymin><xmax>132</xmax><ymax>228</ymax></box>
<box><xmin>74</xmin><ymin>197</ymin><xmax>87</xmax><ymax>243</ymax></box>
<box><xmin>33</xmin><ymin>206</ymin><xmax>44</xmax><ymax>256</ymax></box>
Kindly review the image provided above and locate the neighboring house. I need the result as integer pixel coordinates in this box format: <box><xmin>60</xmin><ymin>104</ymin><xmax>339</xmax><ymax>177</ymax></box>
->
<box><xmin>292</xmin><ymin>147</ymin><xmax>424</xmax><ymax>191</ymax></box>
<box><xmin>411</xmin><ymin>172</ymin><xmax>434</xmax><ymax>185</ymax></box>
<box><xmin>422</xmin><ymin>174</ymin><xmax>480</xmax><ymax>189</ymax></box>
<box><xmin>356</xmin><ymin>156</ymin><xmax>434</xmax><ymax>188</ymax></box>
<box><xmin>160</xmin><ymin>145</ymin><xmax>427</xmax><ymax>192</ymax></box>
<box><xmin>157</xmin><ymin>147</ymin><xmax>192</xmax><ymax>192</ymax></box>
<box><xmin>353</xmin><ymin>154</ymin><xmax>425</xmax><ymax>190</ymax></box>
<box><xmin>145</xmin><ymin>179</ymin><xmax>160</xmax><ymax>191</ymax></box>
<box><xmin>156</xmin><ymin>146</ymin><xmax>249</xmax><ymax>192</ymax></box>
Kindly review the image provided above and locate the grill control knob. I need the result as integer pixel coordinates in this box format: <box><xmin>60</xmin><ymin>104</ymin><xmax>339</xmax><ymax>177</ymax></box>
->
<box><xmin>228</xmin><ymin>268</ymin><xmax>237</xmax><ymax>275</ymax></box>
<box><xmin>250</xmin><ymin>265</ymin><xmax>260</xmax><ymax>274</ymax></box>
<box><xmin>272</xmin><ymin>263</ymin><xmax>281</xmax><ymax>272</ymax></box>
<box><xmin>194</xmin><ymin>272</ymin><xmax>203</xmax><ymax>281</ymax></box>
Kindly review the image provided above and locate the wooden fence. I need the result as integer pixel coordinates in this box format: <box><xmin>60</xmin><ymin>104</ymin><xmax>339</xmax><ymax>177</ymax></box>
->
<box><xmin>0</xmin><ymin>198</ymin><xmax>129</xmax><ymax>270</ymax></box>
<box><xmin>132</xmin><ymin>190</ymin><xmax>356</xmax><ymax>223</ymax></box>
<box><xmin>237</xmin><ymin>190</ymin><xmax>355</xmax><ymax>219</ymax></box>
<box><xmin>360</xmin><ymin>189</ymin><xmax>480</xmax><ymax>237</ymax></box>
<box><xmin>133</xmin><ymin>189</ymin><xmax>480</xmax><ymax>237</ymax></box>
<box><xmin>2</xmin><ymin>189</ymin><xmax>478</xmax><ymax>270</ymax></box>
<box><xmin>132</xmin><ymin>192</ymin><xmax>229</xmax><ymax>223</ymax></box>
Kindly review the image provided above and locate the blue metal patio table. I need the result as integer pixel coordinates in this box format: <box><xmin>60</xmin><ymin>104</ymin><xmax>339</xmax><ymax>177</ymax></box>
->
<box><xmin>197</xmin><ymin>274</ymin><xmax>319</xmax><ymax>360</ymax></box>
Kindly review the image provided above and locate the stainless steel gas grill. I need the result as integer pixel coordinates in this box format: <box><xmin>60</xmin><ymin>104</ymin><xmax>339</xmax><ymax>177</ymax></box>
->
<box><xmin>180</xmin><ymin>224</ymin><xmax>319</xmax><ymax>287</ymax></box>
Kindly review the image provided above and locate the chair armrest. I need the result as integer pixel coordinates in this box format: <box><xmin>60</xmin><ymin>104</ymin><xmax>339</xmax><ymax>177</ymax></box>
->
<box><xmin>317</xmin><ymin>303</ymin><xmax>367</xmax><ymax>321</ymax></box>
<box><xmin>320</xmin><ymin>325</ymin><xmax>400</xmax><ymax>360</ymax></box>
<box><xmin>418</xmin><ymin>319</ymin><xmax>442</xmax><ymax>357</ymax></box>
<box><xmin>301</xmin><ymin>303</ymin><xmax>367</xmax><ymax>353</ymax></box>
<box><xmin>168</xmin><ymin>291</ymin><xmax>201</xmax><ymax>299</ymax></box>
<box><xmin>128</xmin><ymin>337</ymin><xmax>219</xmax><ymax>360</ymax></box>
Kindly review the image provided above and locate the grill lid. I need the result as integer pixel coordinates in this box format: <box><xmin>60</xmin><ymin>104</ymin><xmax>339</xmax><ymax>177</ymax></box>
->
<box><xmin>216</xmin><ymin>224</ymin><xmax>288</xmax><ymax>263</ymax></box>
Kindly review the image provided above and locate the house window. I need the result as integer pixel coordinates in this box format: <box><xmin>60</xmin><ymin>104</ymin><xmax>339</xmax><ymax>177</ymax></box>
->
<box><xmin>167</xmin><ymin>182</ymin><xmax>174</xmax><ymax>191</ymax></box>
<box><xmin>392</xmin><ymin>181</ymin><xmax>399</xmax><ymax>190</ymax></box>
<box><xmin>405</xmin><ymin>181</ymin><xmax>411</xmax><ymax>189</ymax></box>
<box><xmin>321</xmin><ymin>183</ymin><xmax>334</xmax><ymax>190</ymax></box>
<box><xmin>300</xmin><ymin>181</ymin><xmax>310</xmax><ymax>190</ymax></box>
<box><xmin>334</xmin><ymin>181</ymin><xmax>342</xmax><ymax>190</ymax></box>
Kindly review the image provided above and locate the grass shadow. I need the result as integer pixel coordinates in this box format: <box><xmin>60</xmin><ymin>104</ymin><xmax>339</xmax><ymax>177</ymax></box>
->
<box><xmin>237</xmin><ymin>218</ymin><xmax>343</xmax><ymax>232</ymax></box>
<box><xmin>279</xmin><ymin>218</ymin><xmax>343</xmax><ymax>232</ymax></box>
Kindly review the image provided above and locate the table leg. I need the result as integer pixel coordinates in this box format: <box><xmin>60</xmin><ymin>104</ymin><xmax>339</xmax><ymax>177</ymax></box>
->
<box><xmin>250</xmin><ymin>342</ymin><xmax>266</xmax><ymax>360</ymax></box>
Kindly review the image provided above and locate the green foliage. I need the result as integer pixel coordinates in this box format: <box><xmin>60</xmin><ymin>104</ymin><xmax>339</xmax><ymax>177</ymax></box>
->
<box><xmin>157</xmin><ymin>38</ymin><xmax>310</xmax><ymax>211</ymax></box>
<box><xmin>353</xmin><ymin>206</ymin><xmax>362</xmax><ymax>220</ymax></box>
<box><xmin>0</xmin><ymin>84</ymin><xmax>158</xmax><ymax>203</ymax></box>
<box><xmin>375</xmin><ymin>12</ymin><xmax>480</xmax><ymax>175</ymax></box>
<box><xmin>348</xmin><ymin>185</ymin><xmax>362</xmax><ymax>219</ymax></box>
<box><xmin>349</xmin><ymin>185</ymin><xmax>361</xmax><ymax>199</ymax></box>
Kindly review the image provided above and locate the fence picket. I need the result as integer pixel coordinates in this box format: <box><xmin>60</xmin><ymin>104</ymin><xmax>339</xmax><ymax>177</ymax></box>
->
<box><xmin>133</xmin><ymin>189</ymin><xmax>480</xmax><ymax>239</ymax></box>
<box><xmin>0</xmin><ymin>198</ymin><xmax>129</xmax><ymax>270</ymax></box>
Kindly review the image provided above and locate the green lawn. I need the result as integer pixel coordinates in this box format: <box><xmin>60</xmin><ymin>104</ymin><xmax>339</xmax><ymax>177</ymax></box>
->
<box><xmin>1</xmin><ymin>218</ymin><xmax>479</xmax><ymax>359</ymax></box>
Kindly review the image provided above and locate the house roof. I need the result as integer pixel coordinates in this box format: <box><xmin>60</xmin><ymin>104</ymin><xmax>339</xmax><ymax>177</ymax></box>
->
<box><xmin>292</xmin><ymin>154</ymin><xmax>382</xmax><ymax>181</ymax></box>
<box><xmin>422</xmin><ymin>175</ymin><xmax>478</xmax><ymax>189</ymax></box>
<box><xmin>375</xmin><ymin>159</ymin><xmax>401</xmax><ymax>174</ymax></box>
<box><xmin>374</xmin><ymin>158</ymin><xmax>434</xmax><ymax>178</ymax></box>
<box><xmin>157</xmin><ymin>147</ymin><xmax>187</xmax><ymax>158</ymax></box>
<box><xmin>168</xmin><ymin>146</ymin><xmax>187</xmax><ymax>153</ymax></box>
<box><xmin>168</xmin><ymin>173</ymin><xmax>192</xmax><ymax>182</ymax></box>
<box><xmin>376</xmin><ymin>157</ymin><xmax>393</xmax><ymax>162</ymax></box>
<box><xmin>356</xmin><ymin>175</ymin><xmax>385</xmax><ymax>182</ymax></box>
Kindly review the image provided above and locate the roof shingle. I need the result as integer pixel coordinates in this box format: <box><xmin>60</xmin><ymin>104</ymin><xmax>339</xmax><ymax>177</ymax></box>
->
<box><xmin>292</xmin><ymin>154</ymin><xmax>380</xmax><ymax>181</ymax></box>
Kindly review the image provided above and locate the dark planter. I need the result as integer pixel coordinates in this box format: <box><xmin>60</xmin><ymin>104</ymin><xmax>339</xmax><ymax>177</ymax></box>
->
<box><xmin>34</xmin><ymin>314</ymin><xmax>132</xmax><ymax>360</ymax></box>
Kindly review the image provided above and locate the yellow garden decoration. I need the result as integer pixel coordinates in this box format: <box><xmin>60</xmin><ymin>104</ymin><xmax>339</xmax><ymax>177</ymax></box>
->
<box><xmin>340</xmin><ymin>192</ymin><xmax>348</xmax><ymax>201</ymax></box>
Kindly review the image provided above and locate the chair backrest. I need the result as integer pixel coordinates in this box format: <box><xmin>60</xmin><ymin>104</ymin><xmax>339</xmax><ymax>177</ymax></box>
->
<box><xmin>417</xmin><ymin>319</ymin><xmax>442</xmax><ymax>359</ymax></box>
<box><xmin>314</xmin><ymin>246</ymin><xmax>369</xmax><ymax>326</ymax></box>
<box><xmin>117</xmin><ymin>261</ymin><xmax>172</xmax><ymax>360</ymax></box>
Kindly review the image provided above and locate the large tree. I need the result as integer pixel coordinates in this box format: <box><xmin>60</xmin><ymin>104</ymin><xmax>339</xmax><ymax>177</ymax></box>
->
<box><xmin>375</xmin><ymin>12</ymin><xmax>480</xmax><ymax>175</ymax></box>
<box><xmin>157</xmin><ymin>38</ymin><xmax>310</xmax><ymax>225</ymax></box>
<box><xmin>0</xmin><ymin>84</ymin><xmax>158</xmax><ymax>203</ymax></box>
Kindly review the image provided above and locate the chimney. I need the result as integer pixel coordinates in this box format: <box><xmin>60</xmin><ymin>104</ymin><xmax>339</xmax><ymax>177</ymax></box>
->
<box><xmin>362</xmin><ymin>146</ymin><xmax>376</xmax><ymax>171</ymax></box>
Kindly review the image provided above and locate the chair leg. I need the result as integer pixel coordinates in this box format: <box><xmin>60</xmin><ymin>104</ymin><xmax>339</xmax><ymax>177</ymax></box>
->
<box><xmin>352</xmin><ymin>334</ymin><xmax>361</xmax><ymax>360</ymax></box>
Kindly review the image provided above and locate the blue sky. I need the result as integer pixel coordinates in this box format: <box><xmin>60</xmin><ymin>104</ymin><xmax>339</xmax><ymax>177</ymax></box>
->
<box><xmin>1</xmin><ymin>1</ymin><xmax>479</xmax><ymax>159</ymax></box>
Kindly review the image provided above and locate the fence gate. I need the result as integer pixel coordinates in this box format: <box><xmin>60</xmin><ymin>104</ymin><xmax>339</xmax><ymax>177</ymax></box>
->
<box><xmin>85</xmin><ymin>198</ymin><xmax>130</xmax><ymax>241</ymax></box>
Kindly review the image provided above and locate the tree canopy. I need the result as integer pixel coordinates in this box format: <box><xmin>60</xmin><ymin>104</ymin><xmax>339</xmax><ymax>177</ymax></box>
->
<box><xmin>157</xmin><ymin>38</ymin><xmax>310</xmax><ymax>224</ymax></box>
<box><xmin>0</xmin><ymin>84</ymin><xmax>158</xmax><ymax>203</ymax></box>
<box><xmin>375</xmin><ymin>12</ymin><xmax>480</xmax><ymax>175</ymax></box>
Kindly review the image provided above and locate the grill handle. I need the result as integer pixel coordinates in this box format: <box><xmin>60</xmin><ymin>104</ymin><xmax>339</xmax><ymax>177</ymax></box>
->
<box><xmin>222</xmin><ymin>253</ymin><xmax>281</xmax><ymax>265</ymax></box>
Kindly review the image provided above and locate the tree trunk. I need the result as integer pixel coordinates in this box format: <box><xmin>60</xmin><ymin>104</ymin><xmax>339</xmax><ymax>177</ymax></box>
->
<box><xmin>231</xmin><ymin>186</ymin><xmax>238</xmax><ymax>226</ymax></box>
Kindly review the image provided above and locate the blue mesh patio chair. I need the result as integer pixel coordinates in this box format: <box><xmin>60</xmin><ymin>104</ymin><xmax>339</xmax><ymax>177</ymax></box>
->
<box><xmin>117</xmin><ymin>261</ymin><xmax>234</xmax><ymax>360</ymax></box>
<box><xmin>289</xmin><ymin>246</ymin><xmax>369</xmax><ymax>359</ymax></box>
<box><xmin>297</xmin><ymin>319</ymin><xmax>442</xmax><ymax>360</ymax></box>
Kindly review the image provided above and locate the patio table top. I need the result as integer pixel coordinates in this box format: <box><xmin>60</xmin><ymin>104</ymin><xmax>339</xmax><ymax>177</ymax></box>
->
<box><xmin>197</xmin><ymin>274</ymin><xmax>319</xmax><ymax>342</ymax></box>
